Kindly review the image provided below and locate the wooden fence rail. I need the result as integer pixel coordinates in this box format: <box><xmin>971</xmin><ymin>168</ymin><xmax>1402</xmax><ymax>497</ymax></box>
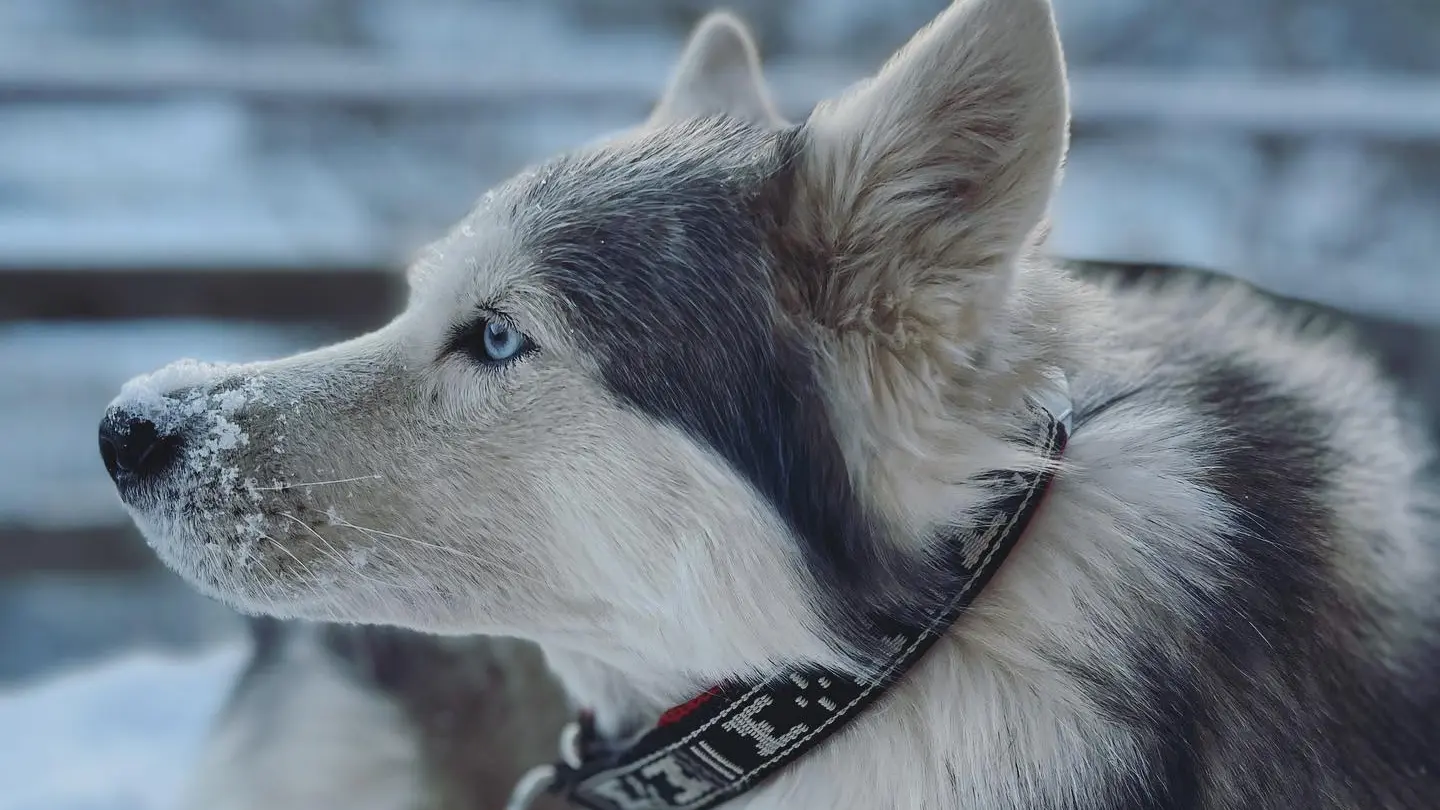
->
<box><xmin>0</xmin><ymin>48</ymin><xmax>1438</xmax><ymax>139</ymax></box>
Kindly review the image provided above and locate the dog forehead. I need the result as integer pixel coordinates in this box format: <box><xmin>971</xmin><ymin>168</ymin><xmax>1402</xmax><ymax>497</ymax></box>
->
<box><xmin>510</xmin><ymin>118</ymin><xmax>789</xmax><ymax>305</ymax></box>
<box><xmin>410</xmin><ymin>118</ymin><xmax>789</xmax><ymax>322</ymax></box>
<box><xmin>515</xmin><ymin>117</ymin><xmax>782</xmax><ymax>222</ymax></box>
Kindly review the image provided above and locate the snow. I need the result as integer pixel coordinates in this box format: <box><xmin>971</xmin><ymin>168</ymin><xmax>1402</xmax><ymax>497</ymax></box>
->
<box><xmin>0</xmin><ymin>644</ymin><xmax>245</xmax><ymax>810</ymax></box>
<box><xmin>1050</xmin><ymin>135</ymin><xmax>1264</xmax><ymax>279</ymax></box>
<box><xmin>1050</xmin><ymin>134</ymin><xmax>1440</xmax><ymax>325</ymax></box>
<box><xmin>0</xmin><ymin>100</ymin><xmax>384</xmax><ymax>268</ymax></box>
<box><xmin>112</xmin><ymin>360</ymin><xmax>275</xmax><ymax>496</ymax></box>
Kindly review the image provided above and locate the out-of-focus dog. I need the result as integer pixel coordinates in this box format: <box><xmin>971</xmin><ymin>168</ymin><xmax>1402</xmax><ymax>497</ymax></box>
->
<box><xmin>178</xmin><ymin>618</ymin><xmax>568</xmax><ymax>810</ymax></box>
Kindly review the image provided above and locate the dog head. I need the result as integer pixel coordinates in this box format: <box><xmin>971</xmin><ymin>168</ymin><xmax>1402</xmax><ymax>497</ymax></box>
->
<box><xmin>102</xmin><ymin>0</ymin><xmax>1070</xmax><ymax>689</ymax></box>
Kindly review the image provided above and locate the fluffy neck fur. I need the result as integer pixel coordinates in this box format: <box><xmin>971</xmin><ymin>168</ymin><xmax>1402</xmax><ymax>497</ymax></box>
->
<box><xmin>536</xmin><ymin>262</ymin><xmax>1157</xmax><ymax>808</ymax></box>
<box><xmin>531</xmin><ymin>0</ymin><xmax>1431</xmax><ymax>804</ymax></box>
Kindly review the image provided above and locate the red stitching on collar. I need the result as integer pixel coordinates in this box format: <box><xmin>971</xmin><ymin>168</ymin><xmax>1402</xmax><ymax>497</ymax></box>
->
<box><xmin>656</xmin><ymin>686</ymin><xmax>722</xmax><ymax>727</ymax></box>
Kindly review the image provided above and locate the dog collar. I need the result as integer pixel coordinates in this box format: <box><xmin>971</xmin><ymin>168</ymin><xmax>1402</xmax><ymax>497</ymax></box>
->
<box><xmin>509</xmin><ymin>390</ymin><xmax>1072</xmax><ymax>810</ymax></box>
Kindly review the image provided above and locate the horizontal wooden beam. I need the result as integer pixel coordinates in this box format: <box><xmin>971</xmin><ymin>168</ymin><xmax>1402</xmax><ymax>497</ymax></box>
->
<box><xmin>1071</xmin><ymin>70</ymin><xmax>1440</xmax><ymax>140</ymax></box>
<box><xmin>0</xmin><ymin>525</ymin><xmax>157</xmax><ymax>577</ymax></box>
<box><xmin>0</xmin><ymin>265</ymin><xmax>403</xmax><ymax>330</ymax></box>
<box><xmin>1</xmin><ymin>47</ymin><xmax>1438</xmax><ymax>139</ymax></box>
<box><xmin>0</xmin><ymin>46</ymin><xmax>659</xmax><ymax>111</ymax></box>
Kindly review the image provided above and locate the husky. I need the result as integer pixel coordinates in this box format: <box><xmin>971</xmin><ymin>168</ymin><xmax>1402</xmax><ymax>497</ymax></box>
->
<box><xmin>101</xmin><ymin>0</ymin><xmax>1440</xmax><ymax>807</ymax></box>
<box><xmin>178</xmin><ymin>617</ymin><xmax>570</xmax><ymax>810</ymax></box>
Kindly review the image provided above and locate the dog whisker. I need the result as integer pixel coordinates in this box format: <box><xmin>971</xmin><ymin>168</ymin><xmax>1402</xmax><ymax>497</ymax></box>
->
<box><xmin>254</xmin><ymin>474</ymin><xmax>384</xmax><ymax>492</ymax></box>
<box><xmin>331</xmin><ymin>518</ymin><xmax>550</xmax><ymax>588</ymax></box>
<box><xmin>262</xmin><ymin>532</ymin><xmax>324</xmax><ymax>583</ymax></box>
<box><xmin>278</xmin><ymin>512</ymin><xmax>433</xmax><ymax>594</ymax></box>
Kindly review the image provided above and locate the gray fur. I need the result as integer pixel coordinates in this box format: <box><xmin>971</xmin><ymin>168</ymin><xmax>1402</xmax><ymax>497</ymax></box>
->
<box><xmin>181</xmin><ymin>618</ymin><xmax>571</xmax><ymax>810</ymax></box>
<box><xmin>104</xmin><ymin>1</ymin><xmax>1440</xmax><ymax>808</ymax></box>
<box><xmin>648</xmin><ymin>10</ymin><xmax>786</xmax><ymax>128</ymax></box>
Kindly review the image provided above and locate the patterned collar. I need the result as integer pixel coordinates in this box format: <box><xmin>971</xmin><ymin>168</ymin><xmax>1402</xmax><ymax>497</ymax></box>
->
<box><xmin>510</xmin><ymin>391</ymin><xmax>1072</xmax><ymax>810</ymax></box>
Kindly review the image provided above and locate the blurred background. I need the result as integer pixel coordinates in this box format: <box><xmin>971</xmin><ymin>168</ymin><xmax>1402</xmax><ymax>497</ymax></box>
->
<box><xmin>0</xmin><ymin>0</ymin><xmax>1438</xmax><ymax>807</ymax></box>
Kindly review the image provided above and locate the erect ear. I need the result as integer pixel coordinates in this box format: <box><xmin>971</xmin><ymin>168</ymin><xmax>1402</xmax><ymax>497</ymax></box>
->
<box><xmin>648</xmin><ymin>10</ymin><xmax>787</xmax><ymax>129</ymax></box>
<box><xmin>783</xmin><ymin>0</ymin><xmax>1069</xmax><ymax>340</ymax></box>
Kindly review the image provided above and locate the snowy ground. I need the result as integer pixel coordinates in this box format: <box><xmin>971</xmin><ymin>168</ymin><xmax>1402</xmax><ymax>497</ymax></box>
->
<box><xmin>0</xmin><ymin>642</ymin><xmax>245</xmax><ymax>810</ymax></box>
<box><xmin>0</xmin><ymin>321</ymin><xmax>309</xmax><ymax>809</ymax></box>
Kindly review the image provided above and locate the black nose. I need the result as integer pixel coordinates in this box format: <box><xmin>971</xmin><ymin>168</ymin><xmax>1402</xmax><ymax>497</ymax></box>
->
<box><xmin>99</xmin><ymin>412</ymin><xmax>182</xmax><ymax>486</ymax></box>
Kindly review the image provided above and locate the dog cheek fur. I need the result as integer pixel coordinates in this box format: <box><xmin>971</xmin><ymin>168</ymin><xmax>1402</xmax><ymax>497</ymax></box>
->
<box><xmin>511</xmin><ymin>119</ymin><xmax>916</xmax><ymax>664</ymax></box>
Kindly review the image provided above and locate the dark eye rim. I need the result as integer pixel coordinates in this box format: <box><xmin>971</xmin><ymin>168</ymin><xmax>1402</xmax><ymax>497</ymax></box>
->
<box><xmin>444</xmin><ymin>312</ymin><xmax>537</xmax><ymax>367</ymax></box>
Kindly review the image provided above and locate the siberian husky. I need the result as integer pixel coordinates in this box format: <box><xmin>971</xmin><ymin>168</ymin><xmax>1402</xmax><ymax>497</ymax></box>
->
<box><xmin>177</xmin><ymin>617</ymin><xmax>569</xmax><ymax>810</ymax></box>
<box><xmin>102</xmin><ymin>1</ymin><xmax>1440</xmax><ymax>808</ymax></box>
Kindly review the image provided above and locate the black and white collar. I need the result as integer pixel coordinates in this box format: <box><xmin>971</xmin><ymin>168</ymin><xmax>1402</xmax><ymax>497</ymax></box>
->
<box><xmin>510</xmin><ymin>390</ymin><xmax>1072</xmax><ymax>810</ymax></box>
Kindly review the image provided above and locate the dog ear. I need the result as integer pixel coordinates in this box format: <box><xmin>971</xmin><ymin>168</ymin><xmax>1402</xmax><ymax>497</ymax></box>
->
<box><xmin>783</xmin><ymin>0</ymin><xmax>1068</xmax><ymax>346</ymax></box>
<box><xmin>648</xmin><ymin>11</ymin><xmax>786</xmax><ymax>128</ymax></box>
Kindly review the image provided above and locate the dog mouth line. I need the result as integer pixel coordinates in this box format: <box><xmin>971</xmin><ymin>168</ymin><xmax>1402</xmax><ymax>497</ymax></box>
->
<box><xmin>131</xmin><ymin>471</ymin><xmax>518</xmax><ymax>620</ymax></box>
<box><xmin>139</xmin><ymin>488</ymin><xmax>436</xmax><ymax>587</ymax></box>
<box><xmin>135</xmin><ymin>507</ymin><xmax>374</xmax><ymax>611</ymax></box>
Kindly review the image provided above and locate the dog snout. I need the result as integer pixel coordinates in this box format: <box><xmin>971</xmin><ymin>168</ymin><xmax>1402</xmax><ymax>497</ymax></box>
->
<box><xmin>99</xmin><ymin>409</ymin><xmax>183</xmax><ymax>488</ymax></box>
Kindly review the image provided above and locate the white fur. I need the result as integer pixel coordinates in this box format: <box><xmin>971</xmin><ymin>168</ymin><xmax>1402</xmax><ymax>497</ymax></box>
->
<box><xmin>648</xmin><ymin>10</ymin><xmax>787</xmax><ymax>129</ymax></box>
<box><xmin>180</xmin><ymin>626</ymin><xmax>424</xmax><ymax>810</ymax></box>
<box><xmin>110</xmin><ymin>1</ymin><xmax>1438</xmax><ymax>808</ymax></box>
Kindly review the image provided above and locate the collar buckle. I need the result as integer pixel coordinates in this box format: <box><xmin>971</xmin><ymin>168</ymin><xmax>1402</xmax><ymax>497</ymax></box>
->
<box><xmin>505</xmin><ymin>764</ymin><xmax>558</xmax><ymax>810</ymax></box>
<box><xmin>506</xmin><ymin>714</ymin><xmax>598</xmax><ymax>810</ymax></box>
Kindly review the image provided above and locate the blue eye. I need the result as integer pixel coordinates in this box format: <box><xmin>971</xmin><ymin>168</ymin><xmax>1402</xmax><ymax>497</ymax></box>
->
<box><xmin>448</xmin><ymin>316</ymin><xmax>534</xmax><ymax>366</ymax></box>
<box><xmin>482</xmin><ymin>320</ymin><xmax>524</xmax><ymax>362</ymax></box>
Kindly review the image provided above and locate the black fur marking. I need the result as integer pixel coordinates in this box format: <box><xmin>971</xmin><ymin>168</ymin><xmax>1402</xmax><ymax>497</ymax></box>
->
<box><xmin>1064</xmin><ymin>261</ymin><xmax>1440</xmax><ymax>808</ymax></box>
<box><xmin>320</xmin><ymin>622</ymin><xmax>418</xmax><ymax>692</ymax></box>
<box><xmin>224</xmin><ymin>616</ymin><xmax>291</xmax><ymax>706</ymax></box>
<box><xmin>1068</xmin><ymin>257</ymin><xmax>1440</xmax><ymax>444</ymax></box>
<box><xmin>1183</xmin><ymin>360</ymin><xmax>1438</xmax><ymax>807</ymax></box>
<box><xmin>511</xmin><ymin>117</ymin><xmax>900</xmax><ymax>649</ymax></box>
<box><xmin>204</xmin><ymin>617</ymin><xmax>308</xmax><ymax>744</ymax></box>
